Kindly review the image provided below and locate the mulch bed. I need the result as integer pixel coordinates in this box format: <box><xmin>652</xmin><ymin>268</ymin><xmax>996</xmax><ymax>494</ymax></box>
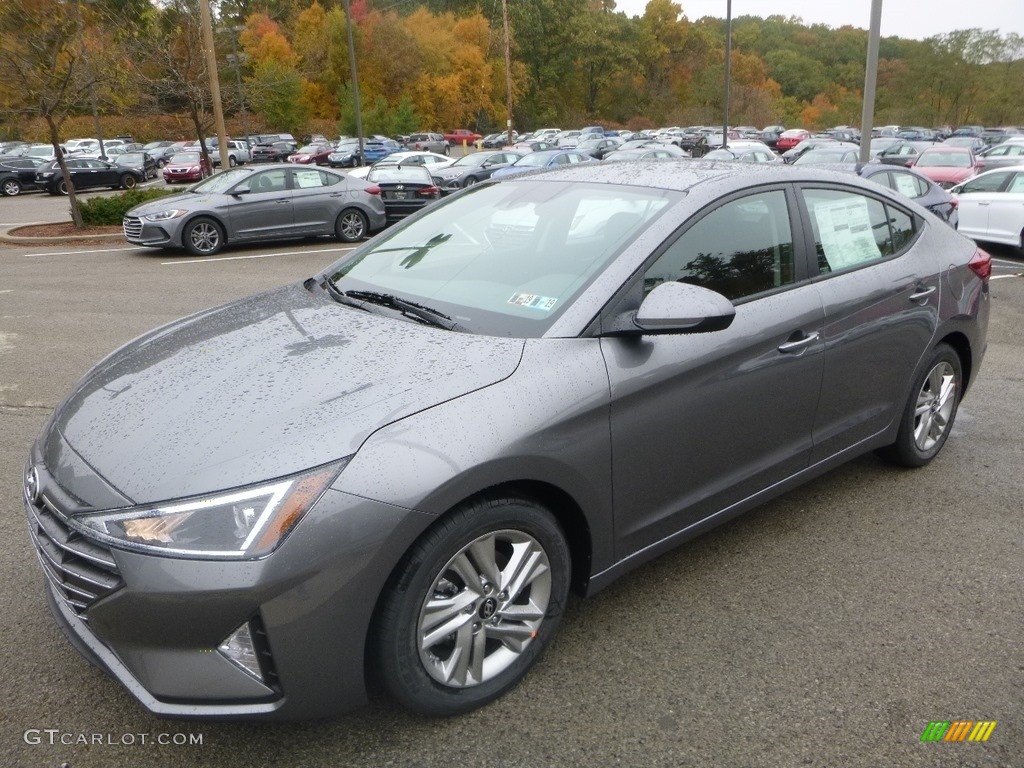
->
<box><xmin>10</xmin><ymin>222</ymin><xmax>123</xmax><ymax>238</ymax></box>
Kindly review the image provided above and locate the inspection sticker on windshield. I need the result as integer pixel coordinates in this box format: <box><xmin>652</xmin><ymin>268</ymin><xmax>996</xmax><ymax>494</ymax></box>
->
<box><xmin>508</xmin><ymin>293</ymin><xmax>558</xmax><ymax>311</ymax></box>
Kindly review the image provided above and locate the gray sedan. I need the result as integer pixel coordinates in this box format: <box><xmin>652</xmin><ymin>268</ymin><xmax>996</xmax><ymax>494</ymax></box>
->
<box><xmin>26</xmin><ymin>162</ymin><xmax>989</xmax><ymax>721</ymax></box>
<box><xmin>122</xmin><ymin>164</ymin><xmax>387</xmax><ymax>255</ymax></box>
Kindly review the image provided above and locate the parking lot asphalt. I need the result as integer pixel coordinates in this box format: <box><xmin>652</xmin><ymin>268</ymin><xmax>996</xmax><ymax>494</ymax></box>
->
<box><xmin>1</xmin><ymin>226</ymin><xmax>1022</xmax><ymax>768</ymax></box>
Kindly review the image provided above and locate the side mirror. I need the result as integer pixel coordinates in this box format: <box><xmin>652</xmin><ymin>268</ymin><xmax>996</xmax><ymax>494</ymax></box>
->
<box><xmin>606</xmin><ymin>281</ymin><xmax>736</xmax><ymax>336</ymax></box>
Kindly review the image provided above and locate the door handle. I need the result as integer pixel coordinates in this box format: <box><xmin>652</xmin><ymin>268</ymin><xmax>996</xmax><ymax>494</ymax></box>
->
<box><xmin>909</xmin><ymin>285</ymin><xmax>936</xmax><ymax>303</ymax></box>
<box><xmin>778</xmin><ymin>332</ymin><xmax>820</xmax><ymax>354</ymax></box>
<box><xmin>275</xmin><ymin>199</ymin><xmax>290</xmax><ymax>204</ymax></box>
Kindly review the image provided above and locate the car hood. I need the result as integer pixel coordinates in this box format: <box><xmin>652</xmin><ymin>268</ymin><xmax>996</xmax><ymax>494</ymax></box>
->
<box><xmin>432</xmin><ymin>166</ymin><xmax>479</xmax><ymax>181</ymax></box>
<box><xmin>47</xmin><ymin>283</ymin><xmax>524</xmax><ymax>505</ymax></box>
<box><xmin>127</xmin><ymin>192</ymin><xmax>212</xmax><ymax>215</ymax></box>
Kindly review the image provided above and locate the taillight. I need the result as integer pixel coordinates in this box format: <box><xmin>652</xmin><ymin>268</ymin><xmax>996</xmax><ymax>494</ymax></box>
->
<box><xmin>364</xmin><ymin>185</ymin><xmax>381</xmax><ymax>195</ymax></box>
<box><xmin>968</xmin><ymin>248</ymin><xmax>992</xmax><ymax>280</ymax></box>
<box><xmin>417</xmin><ymin>186</ymin><xmax>440</xmax><ymax>197</ymax></box>
<box><xmin>949</xmin><ymin>195</ymin><xmax>958</xmax><ymax>209</ymax></box>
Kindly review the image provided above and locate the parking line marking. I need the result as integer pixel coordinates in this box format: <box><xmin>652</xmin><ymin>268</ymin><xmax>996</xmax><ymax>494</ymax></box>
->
<box><xmin>991</xmin><ymin>273</ymin><xmax>1022</xmax><ymax>280</ymax></box>
<box><xmin>23</xmin><ymin>247</ymin><xmax>143</xmax><ymax>257</ymax></box>
<box><xmin>161</xmin><ymin>245</ymin><xmax>357</xmax><ymax>265</ymax></box>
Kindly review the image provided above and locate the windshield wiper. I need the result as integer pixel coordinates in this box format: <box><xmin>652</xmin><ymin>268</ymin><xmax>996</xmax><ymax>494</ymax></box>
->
<box><xmin>340</xmin><ymin>289</ymin><xmax>462</xmax><ymax>331</ymax></box>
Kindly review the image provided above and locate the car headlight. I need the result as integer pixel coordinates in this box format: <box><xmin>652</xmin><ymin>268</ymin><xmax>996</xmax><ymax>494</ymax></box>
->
<box><xmin>75</xmin><ymin>460</ymin><xmax>348</xmax><ymax>559</ymax></box>
<box><xmin>143</xmin><ymin>209</ymin><xmax>188</xmax><ymax>221</ymax></box>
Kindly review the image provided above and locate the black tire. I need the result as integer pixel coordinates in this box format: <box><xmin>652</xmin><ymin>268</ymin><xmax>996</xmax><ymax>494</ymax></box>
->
<box><xmin>182</xmin><ymin>216</ymin><xmax>224</xmax><ymax>256</ymax></box>
<box><xmin>57</xmin><ymin>180</ymin><xmax>69</xmax><ymax>195</ymax></box>
<box><xmin>372</xmin><ymin>496</ymin><xmax>570</xmax><ymax>716</ymax></box>
<box><xmin>335</xmin><ymin>208</ymin><xmax>368</xmax><ymax>242</ymax></box>
<box><xmin>1</xmin><ymin>178</ymin><xmax>21</xmax><ymax>196</ymax></box>
<box><xmin>119</xmin><ymin>174</ymin><xmax>137</xmax><ymax>190</ymax></box>
<box><xmin>228</xmin><ymin>155</ymin><xmax>237</xmax><ymax>167</ymax></box>
<box><xmin>444</xmin><ymin>145</ymin><xmax>451</xmax><ymax>156</ymax></box>
<box><xmin>463</xmin><ymin>176</ymin><xmax>478</xmax><ymax>187</ymax></box>
<box><xmin>156</xmin><ymin>159</ymin><xmax>166</xmax><ymax>169</ymax></box>
<box><xmin>877</xmin><ymin>343</ymin><xmax>962</xmax><ymax>467</ymax></box>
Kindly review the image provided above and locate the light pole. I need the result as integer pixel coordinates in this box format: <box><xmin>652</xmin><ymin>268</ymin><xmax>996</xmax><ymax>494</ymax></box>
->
<box><xmin>722</xmin><ymin>0</ymin><xmax>732</xmax><ymax>148</ymax></box>
<box><xmin>342</xmin><ymin>0</ymin><xmax>364</xmax><ymax>161</ymax></box>
<box><xmin>197</xmin><ymin>0</ymin><xmax>230</xmax><ymax>170</ymax></box>
<box><xmin>225</xmin><ymin>26</ymin><xmax>250</xmax><ymax>150</ymax></box>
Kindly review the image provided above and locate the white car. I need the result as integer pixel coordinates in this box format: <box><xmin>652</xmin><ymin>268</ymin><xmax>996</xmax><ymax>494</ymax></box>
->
<box><xmin>347</xmin><ymin>151</ymin><xmax>455</xmax><ymax>180</ymax></box>
<box><xmin>952</xmin><ymin>164</ymin><xmax>1024</xmax><ymax>252</ymax></box>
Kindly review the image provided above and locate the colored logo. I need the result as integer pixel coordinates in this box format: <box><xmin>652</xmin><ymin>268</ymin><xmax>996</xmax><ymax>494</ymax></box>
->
<box><xmin>921</xmin><ymin>721</ymin><xmax>997</xmax><ymax>742</ymax></box>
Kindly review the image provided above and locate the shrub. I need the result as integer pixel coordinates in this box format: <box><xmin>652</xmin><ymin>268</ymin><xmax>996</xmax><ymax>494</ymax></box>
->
<box><xmin>78</xmin><ymin>188</ymin><xmax>175</xmax><ymax>226</ymax></box>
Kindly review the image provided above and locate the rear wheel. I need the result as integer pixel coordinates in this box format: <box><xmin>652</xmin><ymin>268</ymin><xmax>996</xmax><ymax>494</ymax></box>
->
<box><xmin>335</xmin><ymin>208</ymin><xmax>368</xmax><ymax>242</ymax></box>
<box><xmin>228</xmin><ymin>155</ymin><xmax>237</xmax><ymax>167</ymax></box>
<box><xmin>119</xmin><ymin>174</ymin><xmax>137</xmax><ymax>190</ymax></box>
<box><xmin>877</xmin><ymin>343</ymin><xmax>962</xmax><ymax>467</ymax></box>
<box><xmin>372</xmin><ymin>496</ymin><xmax>570</xmax><ymax>716</ymax></box>
<box><xmin>1</xmin><ymin>178</ymin><xmax>21</xmax><ymax>196</ymax></box>
<box><xmin>463</xmin><ymin>176</ymin><xmax>478</xmax><ymax>187</ymax></box>
<box><xmin>182</xmin><ymin>217</ymin><xmax>224</xmax><ymax>256</ymax></box>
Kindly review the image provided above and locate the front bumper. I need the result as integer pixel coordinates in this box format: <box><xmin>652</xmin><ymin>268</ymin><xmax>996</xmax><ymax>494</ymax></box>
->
<box><xmin>26</xmin><ymin>458</ymin><xmax>435</xmax><ymax>719</ymax></box>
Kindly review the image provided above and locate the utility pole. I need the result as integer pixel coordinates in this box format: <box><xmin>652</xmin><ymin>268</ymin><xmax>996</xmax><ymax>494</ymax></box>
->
<box><xmin>198</xmin><ymin>0</ymin><xmax>230</xmax><ymax>170</ymax></box>
<box><xmin>859</xmin><ymin>0</ymin><xmax>883</xmax><ymax>165</ymax></box>
<box><xmin>723</xmin><ymin>0</ymin><xmax>732</xmax><ymax>148</ymax></box>
<box><xmin>501</xmin><ymin>0</ymin><xmax>513</xmax><ymax>144</ymax></box>
<box><xmin>342</xmin><ymin>0</ymin><xmax>364</xmax><ymax>162</ymax></box>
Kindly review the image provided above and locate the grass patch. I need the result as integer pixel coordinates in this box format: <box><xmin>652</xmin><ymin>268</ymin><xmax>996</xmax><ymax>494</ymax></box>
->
<box><xmin>79</xmin><ymin>188</ymin><xmax>176</xmax><ymax>225</ymax></box>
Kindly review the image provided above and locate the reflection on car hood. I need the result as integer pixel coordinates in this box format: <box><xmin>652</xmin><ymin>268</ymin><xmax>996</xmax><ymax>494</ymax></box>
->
<box><xmin>127</xmin><ymin>192</ymin><xmax>199</xmax><ymax>214</ymax></box>
<box><xmin>48</xmin><ymin>283</ymin><xmax>524</xmax><ymax>504</ymax></box>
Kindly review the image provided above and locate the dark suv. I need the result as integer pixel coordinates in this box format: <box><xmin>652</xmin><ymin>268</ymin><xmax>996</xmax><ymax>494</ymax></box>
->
<box><xmin>404</xmin><ymin>132</ymin><xmax>450</xmax><ymax>155</ymax></box>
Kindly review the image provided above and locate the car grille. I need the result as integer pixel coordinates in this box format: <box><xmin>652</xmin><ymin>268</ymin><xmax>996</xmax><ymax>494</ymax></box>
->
<box><xmin>25</xmin><ymin>491</ymin><xmax>123</xmax><ymax>623</ymax></box>
<box><xmin>123</xmin><ymin>216</ymin><xmax>142</xmax><ymax>239</ymax></box>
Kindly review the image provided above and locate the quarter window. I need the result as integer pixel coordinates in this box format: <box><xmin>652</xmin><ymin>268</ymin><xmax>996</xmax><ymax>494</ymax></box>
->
<box><xmin>643</xmin><ymin>190</ymin><xmax>795</xmax><ymax>301</ymax></box>
<box><xmin>960</xmin><ymin>172</ymin><xmax>1011</xmax><ymax>193</ymax></box>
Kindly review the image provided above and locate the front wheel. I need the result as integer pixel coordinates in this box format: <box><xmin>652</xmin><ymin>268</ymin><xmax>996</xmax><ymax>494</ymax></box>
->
<box><xmin>463</xmin><ymin>176</ymin><xmax>478</xmax><ymax>187</ymax></box>
<box><xmin>336</xmin><ymin>208</ymin><xmax>368</xmax><ymax>242</ymax></box>
<box><xmin>57</xmin><ymin>180</ymin><xmax>69</xmax><ymax>195</ymax></box>
<box><xmin>372</xmin><ymin>496</ymin><xmax>570</xmax><ymax>716</ymax></box>
<box><xmin>877</xmin><ymin>343</ymin><xmax>962</xmax><ymax>467</ymax></box>
<box><xmin>182</xmin><ymin>216</ymin><xmax>224</xmax><ymax>256</ymax></box>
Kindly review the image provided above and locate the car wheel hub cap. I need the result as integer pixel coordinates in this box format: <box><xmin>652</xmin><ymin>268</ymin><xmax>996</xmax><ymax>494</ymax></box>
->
<box><xmin>913</xmin><ymin>362</ymin><xmax>956</xmax><ymax>451</ymax></box>
<box><xmin>417</xmin><ymin>529</ymin><xmax>551</xmax><ymax>688</ymax></box>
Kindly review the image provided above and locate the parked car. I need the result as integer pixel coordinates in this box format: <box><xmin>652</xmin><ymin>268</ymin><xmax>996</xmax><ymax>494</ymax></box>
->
<box><xmin>113</xmin><ymin>151</ymin><xmax>159</xmax><ymax>180</ymax></box>
<box><xmin>365</xmin><ymin>164</ymin><xmax>441</xmax><ymax>225</ymax></box>
<box><xmin>942</xmin><ymin>136</ymin><xmax>987</xmax><ymax>153</ymax></box>
<box><xmin>123</xmin><ymin>164</ymin><xmax>386</xmax><ymax>255</ymax></box>
<box><xmin>490</xmin><ymin>149</ymin><xmax>594</xmax><ymax>178</ymax></box>
<box><xmin>251</xmin><ymin>141</ymin><xmax>297</xmax><ymax>163</ymax></box>
<box><xmin>328</xmin><ymin>138</ymin><xmax>365</xmax><ymax>168</ymax></box>
<box><xmin>360</xmin><ymin>139</ymin><xmax>402</xmax><ymax>164</ymax></box>
<box><xmin>404</xmin><ymin>133</ymin><xmax>450</xmax><ymax>155</ymax></box>
<box><xmin>602</xmin><ymin>145</ymin><xmax>689</xmax><ymax>162</ymax></box>
<box><xmin>287</xmin><ymin>144</ymin><xmax>333</xmax><ymax>166</ymax></box>
<box><xmin>509</xmin><ymin>140</ymin><xmax>557</xmax><ymax>153</ymax></box>
<box><xmin>975</xmin><ymin>141</ymin><xmax>1024</xmax><ymax>171</ymax></box>
<box><xmin>443</xmin><ymin>128</ymin><xmax>482</xmax><ymax>145</ymax></box>
<box><xmin>703</xmin><ymin>143</ymin><xmax>782</xmax><ymax>163</ymax></box>
<box><xmin>483</xmin><ymin>131</ymin><xmax>519</xmax><ymax>149</ymax></box>
<box><xmin>347</xmin><ymin>151</ymin><xmax>455</xmax><ymax>180</ymax></box>
<box><xmin>141</xmin><ymin>141</ymin><xmax>178</xmax><ymax>167</ymax></box>
<box><xmin>575</xmin><ymin>137</ymin><xmax>625</xmax><ymax>159</ymax></box>
<box><xmin>26</xmin><ymin>161</ymin><xmax>989</xmax><ymax>721</ymax></box>
<box><xmin>759</xmin><ymin>125</ymin><xmax>786</xmax><ymax>149</ymax></box>
<box><xmin>429</xmin><ymin>150</ymin><xmax>523</xmax><ymax>193</ymax></box>
<box><xmin>775</xmin><ymin>128</ymin><xmax>811</xmax><ymax>152</ymax></box>
<box><xmin>909</xmin><ymin>146</ymin><xmax>983</xmax><ymax>189</ymax></box>
<box><xmin>874</xmin><ymin>140</ymin><xmax>934</xmax><ymax>167</ymax></box>
<box><xmin>853</xmin><ymin>164</ymin><xmax>960</xmax><ymax>226</ymax></box>
<box><xmin>209</xmin><ymin>139</ymin><xmax>252</xmax><ymax>167</ymax></box>
<box><xmin>792</xmin><ymin>147</ymin><xmax>862</xmax><ymax>165</ymax></box>
<box><xmin>951</xmin><ymin>165</ymin><xmax>1024</xmax><ymax>252</ymax></box>
<box><xmin>781</xmin><ymin>139</ymin><xmax>858</xmax><ymax>164</ymax></box>
<box><xmin>0</xmin><ymin>157</ymin><xmax>44</xmax><ymax>196</ymax></box>
<box><xmin>35</xmin><ymin>157</ymin><xmax>144</xmax><ymax>194</ymax></box>
<box><xmin>162</xmin><ymin>151</ymin><xmax>212</xmax><ymax>184</ymax></box>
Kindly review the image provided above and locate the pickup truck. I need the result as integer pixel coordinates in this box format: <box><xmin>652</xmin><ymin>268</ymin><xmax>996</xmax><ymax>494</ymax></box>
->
<box><xmin>443</xmin><ymin>129</ymin><xmax>482</xmax><ymax>145</ymax></box>
<box><xmin>208</xmin><ymin>139</ymin><xmax>251</xmax><ymax>167</ymax></box>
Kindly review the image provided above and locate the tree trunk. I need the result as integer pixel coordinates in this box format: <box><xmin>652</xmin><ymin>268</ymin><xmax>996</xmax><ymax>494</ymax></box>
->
<box><xmin>46</xmin><ymin>115</ymin><xmax>85</xmax><ymax>228</ymax></box>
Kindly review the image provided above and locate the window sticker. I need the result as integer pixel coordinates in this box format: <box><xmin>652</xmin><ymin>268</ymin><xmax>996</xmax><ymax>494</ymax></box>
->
<box><xmin>893</xmin><ymin>174</ymin><xmax>921</xmax><ymax>198</ymax></box>
<box><xmin>508</xmin><ymin>293</ymin><xmax>558</xmax><ymax>311</ymax></box>
<box><xmin>811</xmin><ymin>196</ymin><xmax>881</xmax><ymax>270</ymax></box>
<box><xmin>295</xmin><ymin>170</ymin><xmax>323</xmax><ymax>188</ymax></box>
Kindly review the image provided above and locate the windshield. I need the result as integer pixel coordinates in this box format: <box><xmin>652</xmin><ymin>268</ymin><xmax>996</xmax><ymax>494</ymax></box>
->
<box><xmin>118</xmin><ymin>154</ymin><xmax>144</xmax><ymax>163</ymax></box>
<box><xmin>917</xmin><ymin>152</ymin><xmax>971</xmax><ymax>168</ymax></box>
<box><xmin>190</xmin><ymin>168</ymin><xmax>253</xmax><ymax>193</ymax></box>
<box><xmin>326</xmin><ymin>180</ymin><xmax>677</xmax><ymax>337</ymax></box>
<box><xmin>171</xmin><ymin>152</ymin><xmax>201</xmax><ymax>163</ymax></box>
<box><xmin>451</xmin><ymin>154</ymin><xmax>492</xmax><ymax>168</ymax></box>
<box><xmin>515</xmin><ymin>154</ymin><xmax>554</xmax><ymax>168</ymax></box>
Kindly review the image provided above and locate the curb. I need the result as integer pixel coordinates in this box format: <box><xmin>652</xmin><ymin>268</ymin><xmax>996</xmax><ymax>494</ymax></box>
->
<box><xmin>0</xmin><ymin>222</ymin><xmax>124</xmax><ymax>245</ymax></box>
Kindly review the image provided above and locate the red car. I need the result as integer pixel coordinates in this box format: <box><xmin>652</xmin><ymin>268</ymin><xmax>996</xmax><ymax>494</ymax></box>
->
<box><xmin>286</xmin><ymin>144</ymin><xmax>333</xmax><ymax>165</ymax></box>
<box><xmin>909</xmin><ymin>146</ymin><xmax>985</xmax><ymax>189</ymax></box>
<box><xmin>162</xmin><ymin>151</ymin><xmax>212</xmax><ymax>184</ymax></box>
<box><xmin>776</xmin><ymin>128</ymin><xmax>811</xmax><ymax>152</ymax></box>
<box><xmin>443</xmin><ymin>128</ymin><xmax>482</xmax><ymax>145</ymax></box>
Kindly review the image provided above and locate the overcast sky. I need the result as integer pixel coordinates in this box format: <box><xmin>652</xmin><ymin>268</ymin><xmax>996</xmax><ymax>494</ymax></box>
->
<box><xmin>614</xmin><ymin>0</ymin><xmax>1024</xmax><ymax>41</ymax></box>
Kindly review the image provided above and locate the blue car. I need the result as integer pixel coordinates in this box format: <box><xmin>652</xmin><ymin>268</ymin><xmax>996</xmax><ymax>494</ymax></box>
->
<box><xmin>490</xmin><ymin>149</ymin><xmax>595</xmax><ymax>179</ymax></box>
<box><xmin>361</xmin><ymin>139</ymin><xmax>401</xmax><ymax>163</ymax></box>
